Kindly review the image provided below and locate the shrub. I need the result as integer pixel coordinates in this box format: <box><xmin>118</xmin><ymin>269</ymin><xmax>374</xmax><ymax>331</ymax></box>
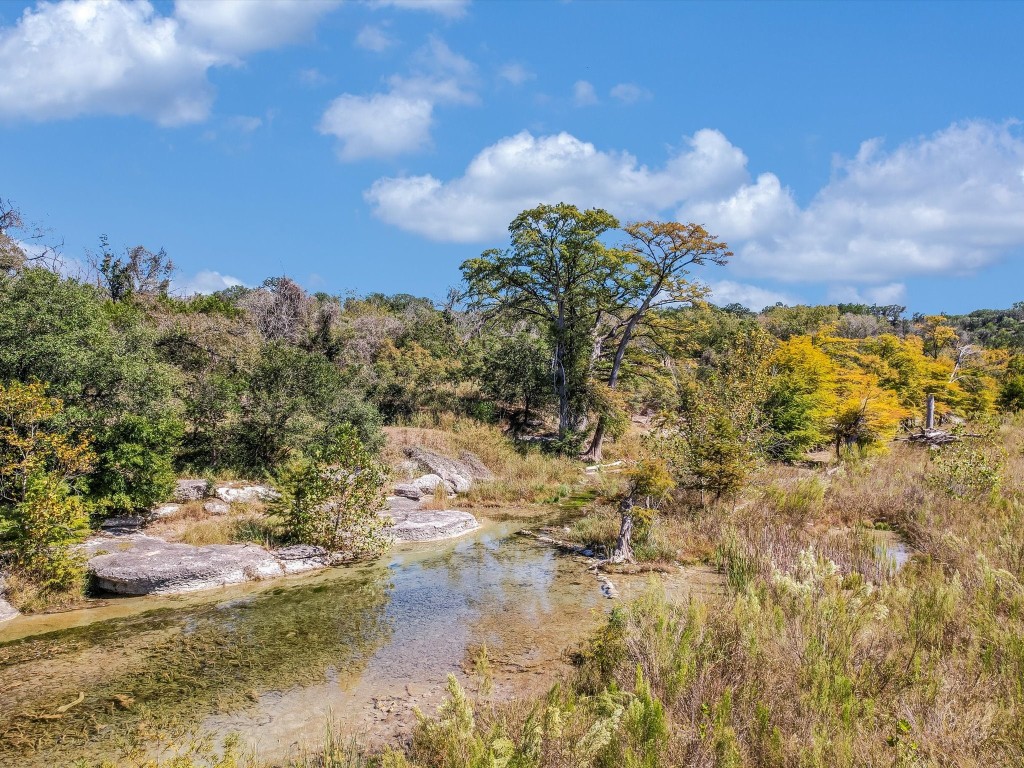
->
<box><xmin>270</xmin><ymin>424</ymin><xmax>390</xmax><ymax>556</ymax></box>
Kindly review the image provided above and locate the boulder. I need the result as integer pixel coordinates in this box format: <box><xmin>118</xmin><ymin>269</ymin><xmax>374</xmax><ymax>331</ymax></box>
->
<box><xmin>87</xmin><ymin>536</ymin><xmax>329</xmax><ymax>595</ymax></box>
<box><xmin>404</xmin><ymin>448</ymin><xmax>482</xmax><ymax>494</ymax></box>
<box><xmin>412</xmin><ymin>474</ymin><xmax>444</xmax><ymax>493</ymax></box>
<box><xmin>393</xmin><ymin>483</ymin><xmax>423</xmax><ymax>501</ymax></box>
<box><xmin>174</xmin><ymin>478</ymin><xmax>208</xmax><ymax>502</ymax></box>
<box><xmin>204</xmin><ymin>500</ymin><xmax>231</xmax><ymax>515</ymax></box>
<box><xmin>214</xmin><ymin>484</ymin><xmax>280</xmax><ymax>504</ymax></box>
<box><xmin>0</xmin><ymin>596</ymin><xmax>17</xmax><ymax>623</ymax></box>
<box><xmin>0</xmin><ymin>576</ymin><xmax>17</xmax><ymax>623</ymax></box>
<box><xmin>151</xmin><ymin>503</ymin><xmax>181</xmax><ymax>519</ymax></box>
<box><xmin>384</xmin><ymin>508</ymin><xmax>479</xmax><ymax>543</ymax></box>
<box><xmin>459</xmin><ymin>451</ymin><xmax>495</xmax><ymax>482</ymax></box>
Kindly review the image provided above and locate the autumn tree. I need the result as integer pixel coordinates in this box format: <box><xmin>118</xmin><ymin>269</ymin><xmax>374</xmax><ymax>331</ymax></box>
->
<box><xmin>917</xmin><ymin>314</ymin><xmax>959</xmax><ymax>359</ymax></box>
<box><xmin>583</xmin><ymin>221</ymin><xmax>730</xmax><ymax>460</ymax></box>
<box><xmin>0</xmin><ymin>382</ymin><xmax>94</xmax><ymax>592</ymax></box>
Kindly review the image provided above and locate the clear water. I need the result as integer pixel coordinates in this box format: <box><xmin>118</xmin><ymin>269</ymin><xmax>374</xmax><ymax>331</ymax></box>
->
<box><xmin>0</xmin><ymin>520</ymin><xmax>612</xmax><ymax>765</ymax></box>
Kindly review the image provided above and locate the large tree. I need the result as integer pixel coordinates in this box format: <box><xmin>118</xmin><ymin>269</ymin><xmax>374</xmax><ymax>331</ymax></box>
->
<box><xmin>463</xmin><ymin>204</ymin><xmax>730</xmax><ymax>456</ymax></box>
<box><xmin>461</xmin><ymin>203</ymin><xmax>621</xmax><ymax>444</ymax></box>
<box><xmin>583</xmin><ymin>221</ymin><xmax>731</xmax><ymax>460</ymax></box>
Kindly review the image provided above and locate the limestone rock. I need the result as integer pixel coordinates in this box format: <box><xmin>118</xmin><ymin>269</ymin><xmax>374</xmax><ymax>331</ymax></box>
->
<box><xmin>412</xmin><ymin>474</ymin><xmax>444</xmax><ymax>493</ymax></box>
<box><xmin>459</xmin><ymin>451</ymin><xmax>495</xmax><ymax>481</ymax></box>
<box><xmin>151</xmin><ymin>503</ymin><xmax>181</xmax><ymax>519</ymax></box>
<box><xmin>87</xmin><ymin>536</ymin><xmax>329</xmax><ymax>595</ymax></box>
<box><xmin>393</xmin><ymin>483</ymin><xmax>423</xmax><ymax>501</ymax></box>
<box><xmin>0</xmin><ymin>576</ymin><xmax>17</xmax><ymax>623</ymax></box>
<box><xmin>404</xmin><ymin>448</ymin><xmax>482</xmax><ymax>494</ymax></box>
<box><xmin>174</xmin><ymin>478</ymin><xmax>208</xmax><ymax>502</ymax></box>
<box><xmin>384</xmin><ymin>508</ymin><xmax>479</xmax><ymax>543</ymax></box>
<box><xmin>215</xmin><ymin>484</ymin><xmax>280</xmax><ymax>504</ymax></box>
<box><xmin>204</xmin><ymin>500</ymin><xmax>231</xmax><ymax>515</ymax></box>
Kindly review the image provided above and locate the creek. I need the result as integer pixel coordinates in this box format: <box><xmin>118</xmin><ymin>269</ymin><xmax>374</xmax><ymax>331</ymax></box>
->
<box><xmin>0</xmin><ymin>517</ymin><xmax>690</xmax><ymax>766</ymax></box>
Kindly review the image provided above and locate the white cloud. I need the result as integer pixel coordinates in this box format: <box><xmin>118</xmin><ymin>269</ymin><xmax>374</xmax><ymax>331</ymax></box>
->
<box><xmin>0</xmin><ymin>0</ymin><xmax>339</xmax><ymax>125</ymax></box>
<box><xmin>298</xmin><ymin>67</ymin><xmax>329</xmax><ymax>87</ymax></box>
<box><xmin>828</xmin><ymin>282</ymin><xmax>907</xmax><ymax>306</ymax></box>
<box><xmin>176</xmin><ymin>269</ymin><xmax>245</xmax><ymax>295</ymax></box>
<box><xmin>365</xmin><ymin>129</ymin><xmax>748</xmax><ymax>241</ymax></box>
<box><xmin>320</xmin><ymin>36</ymin><xmax>477</xmax><ymax>160</ymax></box>
<box><xmin>573</xmin><ymin>80</ymin><xmax>598</xmax><ymax>107</ymax></box>
<box><xmin>175</xmin><ymin>0</ymin><xmax>340</xmax><ymax>56</ymax></box>
<box><xmin>609</xmin><ymin>82</ymin><xmax>651</xmax><ymax>104</ymax></box>
<box><xmin>706</xmin><ymin>280</ymin><xmax>795</xmax><ymax>311</ymax></box>
<box><xmin>696</xmin><ymin>121</ymin><xmax>1024</xmax><ymax>283</ymax></box>
<box><xmin>355</xmin><ymin>23</ymin><xmax>395</xmax><ymax>52</ymax></box>
<box><xmin>0</xmin><ymin>0</ymin><xmax>218</xmax><ymax>125</ymax></box>
<box><xmin>368</xmin><ymin>0</ymin><xmax>470</xmax><ymax>18</ymax></box>
<box><xmin>228</xmin><ymin>114</ymin><xmax>262</xmax><ymax>133</ymax></box>
<box><xmin>498</xmin><ymin>62</ymin><xmax>533</xmax><ymax>86</ymax></box>
<box><xmin>319</xmin><ymin>93</ymin><xmax>434</xmax><ymax>160</ymax></box>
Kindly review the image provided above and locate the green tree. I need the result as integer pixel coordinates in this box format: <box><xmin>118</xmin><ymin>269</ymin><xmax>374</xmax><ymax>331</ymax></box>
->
<box><xmin>233</xmin><ymin>342</ymin><xmax>381</xmax><ymax>470</ymax></box>
<box><xmin>0</xmin><ymin>268</ymin><xmax>181</xmax><ymax>513</ymax></box>
<box><xmin>998</xmin><ymin>355</ymin><xmax>1024</xmax><ymax>411</ymax></box>
<box><xmin>270</xmin><ymin>424</ymin><xmax>390</xmax><ymax>555</ymax></box>
<box><xmin>462</xmin><ymin>203</ymin><xmax>621</xmax><ymax>445</ymax></box>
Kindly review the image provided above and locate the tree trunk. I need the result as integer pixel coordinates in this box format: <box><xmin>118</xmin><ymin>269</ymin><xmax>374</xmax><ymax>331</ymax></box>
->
<box><xmin>612</xmin><ymin>495</ymin><xmax>635</xmax><ymax>562</ymax></box>
<box><xmin>583</xmin><ymin>417</ymin><xmax>607</xmax><ymax>462</ymax></box>
<box><xmin>926</xmin><ymin>393</ymin><xmax>935</xmax><ymax>430</ymax></box>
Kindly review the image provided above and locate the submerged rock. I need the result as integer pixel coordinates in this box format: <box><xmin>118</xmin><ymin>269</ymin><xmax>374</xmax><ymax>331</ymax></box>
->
<box><xmin>86</xmin><ymin>535</ymin><xmax>329</xmax><ymax>595</ymax></box>
<box><xmin>384</xmin><ymin>508</ymin><xmax>479</xmax><ymax>543</ymax></box>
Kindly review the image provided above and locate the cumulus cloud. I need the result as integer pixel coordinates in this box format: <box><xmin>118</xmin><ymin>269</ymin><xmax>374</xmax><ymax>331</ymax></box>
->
<box><xmin>828</xmin><ymin>282</ymin><xmax>907</xmax><ymax>306</ymax></box>
<box><xmin>319</xmin><ymin>93</ymin><xmax>433</xmax><ymax>161</ymax></box>
<box><xmin>368</xmin><ymin>0</ymin><xmax>470</xmax><ymax>18</ymax></box>
<box><xmin>320</xmin><ymin>36</ymin><xmax>477</xmax><ymax>160</ymax></box>
<box><xmin>694</xmin><ymin>121</ymin><xmax>1024</xmax><ymax>284</ymax></box>
<box><xmin>498</xmin><ymin>62</ymin><xmax>534</xmax><ymax>86</ymax></box>
<box><xmin>609</xmin><ymin>82</ymin><xmax>652</xmax><ymax>104</ymax></box>
<box><xmin>365</xmin><ymin>128</ymin><xmax>748</xmax><ymax>241</ymax></box>
<box><xmin>573</xmin><ymin>80</ymin><xmax>598</xmax><ymax>107</ymax></box>
<box><xmin>355</xmin><ymin>23</ymin><xmax>395</xmax><ymax>52</ymax></box>
<box><xmin>0</xmin><ymin>0</ymin><xmax>339</xmax><ymax>125</ymax></box>
<box><xmin>175</xmin><ymin>269</ymin><xmax>246</xmax><ymax>295</ymax></box>
<box><xmin>175</xmin><ymin>0</ymin><xmax>340</xmax><ymax>56</ymax></box>
<box><xmin>706</xmin><ymin>280</ymin><xmax>795</xmax><ymax>311</ymax></box>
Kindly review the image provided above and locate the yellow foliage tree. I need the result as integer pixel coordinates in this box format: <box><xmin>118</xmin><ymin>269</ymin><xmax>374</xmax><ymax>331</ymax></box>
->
<box><xmin>0</xmin><ymin>381</ymin><xmax>94</xmax><ymax>588</ymax></box>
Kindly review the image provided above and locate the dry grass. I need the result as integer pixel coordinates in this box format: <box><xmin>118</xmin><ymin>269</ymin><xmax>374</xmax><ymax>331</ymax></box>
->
<box><xmin>384</xmin><ymin>419</ymin><xmax>584</xmax><ymax>507</ymax></box>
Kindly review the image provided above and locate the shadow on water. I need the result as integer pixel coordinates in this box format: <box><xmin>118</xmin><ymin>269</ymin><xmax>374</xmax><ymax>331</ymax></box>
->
<box><xmin>0</xmin><ymin>520</ymin><xmax>611</xmax><ymax>766</ymax></box>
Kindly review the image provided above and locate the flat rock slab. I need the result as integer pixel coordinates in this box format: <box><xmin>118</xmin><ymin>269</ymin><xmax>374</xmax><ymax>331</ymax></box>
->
<box><xmin>214</xmin><ymin>484</ymin><xmax>280</xmax><ymax>503</ymax></box>
<box><xmin>86</xmin><ymin>535</ymin><xmax>329</xmax><ymax>595</ymax></box>
<box><xmin>384</xmin><ymin>509</ymin><xmax>479</xmax><ymax>543</ymax></box>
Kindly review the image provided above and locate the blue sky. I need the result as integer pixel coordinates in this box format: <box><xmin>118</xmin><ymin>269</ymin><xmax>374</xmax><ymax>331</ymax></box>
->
<box><xmin>2</xmin><ymin>0</ymin><xmax>1023</xmax><ymax>314</ymax></box>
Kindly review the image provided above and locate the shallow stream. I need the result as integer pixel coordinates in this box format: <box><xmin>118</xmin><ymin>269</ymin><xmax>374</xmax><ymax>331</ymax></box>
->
<box><xmin>1</xmin><ymin>518</ymin><xmax>697</xmax><ymax>766</ymax></box>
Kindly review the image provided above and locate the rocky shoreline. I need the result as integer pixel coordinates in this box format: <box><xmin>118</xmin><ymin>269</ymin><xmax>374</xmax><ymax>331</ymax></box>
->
<box><xmin>0</xmin><ymin>448</ymin><xmax>494</xmax><ymax>612</ymax></box>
